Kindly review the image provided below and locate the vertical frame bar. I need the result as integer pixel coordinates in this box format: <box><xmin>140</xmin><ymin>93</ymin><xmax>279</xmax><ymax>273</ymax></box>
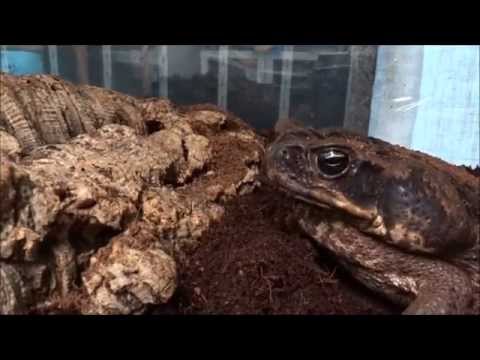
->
<box><xmin>257</xmin><ymin>52</ymin><xmax>266</xmax><ymax>83</ymax></box>
<box><xmin>74</xmin><ymin>46</ymin><xmax>90</xmax><ymax>84</ymax></box>
<box><xmin>217</xmin><ymin>45</ymin><xmax>229</xmax><ymax>109</ymax></box>
<box><xmin>343</xmin><ymin>46</ymin><xmax>378</xmax><ymax>135</ymax></box>
<box><xmin>256</xmin><ymin>52</ymin><xmax>274</xmax><ymax>84</ymax></box>
<box><xmin>278</xmin><ymin>45</ymin><xmax>294</xmax><ymax>120</ymax></box>
<box><xmin>158</xmin><ymin>45</ymin><xmax>169</xmax><ymax>97</ymax></box>
<box><xmin>140</xmin><ymin>45</ymin><xmax>151</xmax><ymax>96</ymax></box>
<box><xmin>0</xmin><ymin>45</ymin><xmax>9</xmax><ymax>72</ymax></box>
<box><xmin>48</xmin><ymin>45</ymin><xmax>59</xmax><ymax>75</ymax></box>
<box><xmin>200</xmin><ymin>51</ymin><xmax>208</xmax><ymax>75</ymax></box>
<box><xmin>102</xmin><ymin>45</ymin><xmax>112</xmax><ymax>89</ymax></box>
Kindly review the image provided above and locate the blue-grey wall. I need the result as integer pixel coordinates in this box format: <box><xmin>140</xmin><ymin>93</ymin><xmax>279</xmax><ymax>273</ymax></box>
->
<box><xmin>370</xmin><ymin>45</ymin><xmax>479</xmax><ymax>167</ymax></box>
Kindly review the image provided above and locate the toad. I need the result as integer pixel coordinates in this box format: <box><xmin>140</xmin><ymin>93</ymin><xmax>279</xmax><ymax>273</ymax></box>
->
<box><xmin>263</xmin><ymin>122</ymin><xmax>479</xmax><ymax>315</ymax></box>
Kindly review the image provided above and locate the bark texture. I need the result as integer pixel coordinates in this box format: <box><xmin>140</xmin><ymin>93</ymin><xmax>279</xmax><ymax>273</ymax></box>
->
<box><xmin>0</xmin><ymin>73</ymin><xmax>264</xmax><ymax>314</ymax></box>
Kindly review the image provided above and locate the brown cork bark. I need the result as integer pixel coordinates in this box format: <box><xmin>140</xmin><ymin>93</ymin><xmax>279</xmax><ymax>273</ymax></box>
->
<box><xmin>0</xmin><ymin>74</ymin><xmax>264</xmax><ymax>314</ymax></box>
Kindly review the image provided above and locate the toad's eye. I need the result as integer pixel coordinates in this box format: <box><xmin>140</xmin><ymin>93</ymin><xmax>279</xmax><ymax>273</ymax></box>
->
<box><xmin>315</xmin><ymin>148</ymin><xmax>350</xmax><ymax>178</ymax></box>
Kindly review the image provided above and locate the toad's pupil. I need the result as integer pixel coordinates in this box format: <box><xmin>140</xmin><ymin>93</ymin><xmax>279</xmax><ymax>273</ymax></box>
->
<box><xmin>317</xmin><ymin>150</ymin><xmax>349</xmax><ymax>177</ymax></box>
<box><xmin>325</xmin><ymin>157</ymin><xmax>344</xmax><ymax>166</ymax></box>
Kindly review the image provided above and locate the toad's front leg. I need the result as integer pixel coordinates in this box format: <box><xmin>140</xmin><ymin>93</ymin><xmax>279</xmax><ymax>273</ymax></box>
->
<box><xmin>402</xmin><ymin>262</ymin><xmax>473</xmax><ymax>315</ymax></box>
<box><xmin>297</xmin><ymin>213</ymin><xmax>474</xmax><ymax>315</ymax></box>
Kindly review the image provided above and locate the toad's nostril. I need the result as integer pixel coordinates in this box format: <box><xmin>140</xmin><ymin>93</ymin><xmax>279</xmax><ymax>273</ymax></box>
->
<box><xmin>274</xmin><ymin>147</ymin><xmax>288</xmax><ymax>161</ymax></box>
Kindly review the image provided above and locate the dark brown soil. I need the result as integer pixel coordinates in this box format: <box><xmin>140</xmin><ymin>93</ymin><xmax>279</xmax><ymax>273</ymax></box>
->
<box><xmin>167</xmin><ymin>187</ymin><xmax>400</xmax><ymax>315</ymax></box>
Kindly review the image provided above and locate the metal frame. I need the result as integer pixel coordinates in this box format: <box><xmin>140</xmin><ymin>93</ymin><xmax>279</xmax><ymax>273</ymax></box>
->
<box><xmin>278</xmin><ymin>45</ymin><xmax>294</xmax><ymax>120</ymax></box>
<box><xmin>0</xmin><ymin>45</ymin><xmax>9</xmax><ymax>72</ymax></box>
<box><xmin>217</xmin><ymin>45</ymin><xmax>229</xmax><ymax>109</ymax></box>
<box><xmin>157</xmin><ymin>45</ymin><xmax>169</xmax><ymax>97</ymax></box>
<box><xmin>198</xmin><ymin>46</ymin><xmax>372</xmax><ymax>127</ymax></box>
<box><xmin>48</xmin><ymin>45</ymin><xmax>59</xmax><ymax>75</ymax></box>
<box><xmin>256</xmin><ymin>51</ymin><xmax>274</xmax><ymax>84</ymax></box>
<box><xmin>12</xmin><ymin>45</ymin><xmax>375</xmax><ymax>134</ymax></box>
<box><xmin>102</xmin><ymin>45</ymin><xmax>112</xmax><ymax>89</ymax></box>
<box><xmin>343</xmin><ymin>45</ymin><xmax>378</xmax><ymax>135</ymax></box>
<box><xmin>201</xmin><ymin>48</ymin><xmax>349</xmax><ymax>75</ymax></box>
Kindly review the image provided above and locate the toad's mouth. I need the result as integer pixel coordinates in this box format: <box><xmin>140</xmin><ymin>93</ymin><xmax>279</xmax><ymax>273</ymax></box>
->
<box><xmin>290</xmin><ymin>191</ymin><xmax>332</xmax><ymax>210</ymax></box>
<box><xmin>266</xmin><ymin>170</ymin><xmax>378</xmax><ymax>222</ymax></box>
<box><xmin>266</xmin><ymin>171</ymin><xmax>388</xmax><ymax>237</ymax></box>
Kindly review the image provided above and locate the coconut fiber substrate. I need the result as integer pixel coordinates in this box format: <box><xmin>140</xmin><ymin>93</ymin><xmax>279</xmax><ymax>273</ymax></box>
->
<box><xmin>153</xmin><ymin>186</ymin><xmax>399</xmax><ymax>315</ymax></box>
